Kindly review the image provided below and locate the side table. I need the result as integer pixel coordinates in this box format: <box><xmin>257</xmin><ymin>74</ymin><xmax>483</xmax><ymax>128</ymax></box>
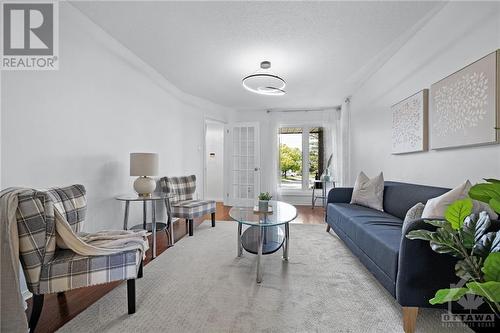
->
<box><xmin>116</xmin><ymin>194</ymin><xmax>175</xmax><ymax>259</ymax></box>
<box><xmin>312</xmin><ymin>179</ymin><xmax>336</xmax><ymax>208</ymax></box>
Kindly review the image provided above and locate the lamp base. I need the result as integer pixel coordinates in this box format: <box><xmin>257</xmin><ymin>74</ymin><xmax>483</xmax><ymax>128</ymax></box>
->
<box><xmin>133</xmin><ymin>176</ymin><xmax>156</xmax><ymax>197</ymax></box>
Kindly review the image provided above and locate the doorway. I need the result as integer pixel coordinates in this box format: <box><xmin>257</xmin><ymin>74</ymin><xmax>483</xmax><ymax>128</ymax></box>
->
<box><xmin>204</xmin><ymin>119</ymin><xmax>225</xmax><ymax>201</ymax></box>
<box><xmin>229</xmin><ymin>122</ymin><xmax>260</xmax><ymax>206</ymax></box>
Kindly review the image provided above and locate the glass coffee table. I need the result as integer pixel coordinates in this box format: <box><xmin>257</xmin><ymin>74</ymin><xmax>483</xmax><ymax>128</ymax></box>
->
<box><xmin>229</xmin><ymin>200</ymin><xmax>297</xmax><ymax>283</ymax></box>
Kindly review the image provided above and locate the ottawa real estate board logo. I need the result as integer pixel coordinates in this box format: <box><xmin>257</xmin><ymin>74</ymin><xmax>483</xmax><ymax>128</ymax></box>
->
<box><xmin>1</xmin><ymin>1</ymin><xmax>59</xmax><ymax>70</ymax></box>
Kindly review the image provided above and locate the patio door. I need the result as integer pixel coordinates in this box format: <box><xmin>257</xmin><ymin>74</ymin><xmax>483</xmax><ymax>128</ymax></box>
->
<box><xmin>229</xmin><ymin>122</ymin><xmax>260</xmax><ymax>205</ymax></box>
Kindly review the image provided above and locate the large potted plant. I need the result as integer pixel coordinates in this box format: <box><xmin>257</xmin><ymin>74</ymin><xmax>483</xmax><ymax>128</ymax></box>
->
<box><xmin>406</xmin><ymin>179</ymin><xmax>500</xmax><ymax>330</ymax></box>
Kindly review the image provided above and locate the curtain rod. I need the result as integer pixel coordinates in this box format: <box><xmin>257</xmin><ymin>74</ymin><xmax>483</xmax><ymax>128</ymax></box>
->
<box><xmin>266</xmin><ymin>106</ymin><xmax>341</xmax><ymax>113</ymax></box>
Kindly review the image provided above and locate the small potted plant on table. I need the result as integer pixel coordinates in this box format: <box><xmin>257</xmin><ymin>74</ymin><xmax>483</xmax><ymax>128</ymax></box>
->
<box><xmin>258</xmin><ymin>192</ymin><xmax>272</xmax><ymax>212</ymax></box>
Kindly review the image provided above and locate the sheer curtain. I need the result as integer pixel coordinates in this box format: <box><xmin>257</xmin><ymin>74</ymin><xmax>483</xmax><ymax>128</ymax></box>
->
<box><xmin>267</xmin><ymin>112</ymin><xmax>281</xmax><ymax>201</ymax></box>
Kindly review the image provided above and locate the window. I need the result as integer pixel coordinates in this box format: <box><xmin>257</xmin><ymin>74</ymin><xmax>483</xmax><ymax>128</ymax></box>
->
<box><xmin>279</xmin><ymin>127</ymin><xmax>325</xmax><ymax>190</ymax></box>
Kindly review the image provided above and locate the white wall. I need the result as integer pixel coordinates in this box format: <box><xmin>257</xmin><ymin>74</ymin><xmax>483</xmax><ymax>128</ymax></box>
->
<box><xmin>349</xmin><ymin>1</ymin><xmax>500</xmax><ymax>188</ymax></box>
<box><xmin>205</xmin><ymin>121</ymin><xmax>224</xmax><ymax>201</ymax></box>
<box><xmin>1</xmin><ymin>2</ymin><xmax>230</xmax><ymax>234</ymax></box>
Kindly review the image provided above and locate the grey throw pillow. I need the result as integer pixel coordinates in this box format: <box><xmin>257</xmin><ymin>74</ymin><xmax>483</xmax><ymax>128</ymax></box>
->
<box><xmin>350</xmin><ymin>171</ymin><xmax>384</xmax><ymax>211</ymax></box>
<box><xmin>402</xmin><ymin>202</ymin><xmax>425</xmax><ymax>234</ymax></box>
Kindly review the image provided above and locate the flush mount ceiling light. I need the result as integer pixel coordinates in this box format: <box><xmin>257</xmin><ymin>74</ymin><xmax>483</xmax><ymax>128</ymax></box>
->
<box><xmin>242</xmin><ymin>61</ymin><xmax>286</xmax><ymax>96</ymax></box>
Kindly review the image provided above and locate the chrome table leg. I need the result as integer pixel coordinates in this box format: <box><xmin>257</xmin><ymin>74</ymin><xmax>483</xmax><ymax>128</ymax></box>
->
<box><xmin>165</xmin><ymin>198</ymin><xmax>174</xmax><ymax>246</ymax></box>
<box><xmin>257</xmin><ymin>226</ymin><xmax>263</xmax><ymax>283</ymax></box>
<box><xmin>152</xmin><ymin>201</ymin><xmax>157</xmax><ymax>259</ymax></box>
<box><xmin>123</xmin><ymin>201</ymin><xmax>130</xmax><ymax>230</ymax></box>
<box><xmin>237</xmin><ymin>223</ymin><xmax>242</xmax><ymax>257</ymax></box>
<box><xmin>322</xmin><ymin>181</ymin><xmax>327</xmax><ymax>207</ymax></box>
<box><xmin>143</xmin><ymin>201</ymin><xmax>147</xmax><ymax>229</ymax></box>
<box><xmin>283</xmin><ymin>222</ymin><xmax>289</xmax><ymax>261</ymax></box>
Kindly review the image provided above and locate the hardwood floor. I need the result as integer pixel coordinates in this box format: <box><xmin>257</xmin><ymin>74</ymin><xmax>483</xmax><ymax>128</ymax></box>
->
<box><xmin>26</xmin><ymin>202</ymin><xmax>326</xmax><ymax>333</ymax></box>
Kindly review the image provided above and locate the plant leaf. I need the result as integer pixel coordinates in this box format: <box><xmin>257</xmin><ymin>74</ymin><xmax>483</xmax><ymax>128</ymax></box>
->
<box><xmin>489</xmin><ymin>197</ymin><xmax>500</xmax><ymax>214</ymax></box>
<box><xmin>491</xmin><ymin>233</ymin><xmax>500</xmax><ymax>253</ymax></box>
<box><xmin>469</xmin><ymin>183</ymin><xmax>500</xmax><ymax>204</ymax></box>
<box><xmin>484</xmin><ymin>178</ymin><xmax>500</xmax><ymax>184</ymax></box>
<box><xmin>407</xmin><ymin>229</ymin><xmax>462</xmax><ymax>257</ymax></box>
<box><xmin>455</xmin><ymin>257</ymin><xmax>482</xmax><ymax>281</ymax></box>
<box><xmin>474</xmin><ymin>212</ymin><xmax>491</xmax><ymax>243</ymax></box>
<box><xmin>466</xmin><ymin>281</ymin><xmax>500</xmax><ymax>302</ymax></box>
<box><xmin>425</xmin><ymin>219</ymin><xmax>452</xmax><ymax>229</ymax></box>
<box><xmin>473</xmin><ymin>232</ymin><xmax>497</xmax><ymax>258</ymax></box>
<box><xmin>455</xmin><ymin>260</ymin><xmax>473</xmax><ymax>281</ymax></box>
<box><xmin>445</xmin><ymin>199</ymin><xmax>473</xmax><ymax>230</ymax></box>
<box><xmin>406</xmin><ymin>229</ymin><xmax>434</xmax><ymax>241</ymax></box>
<box><xmin>461</xmin><ymin>215</ymin><xmax>476</xmax><ymax>249</ymax></box>
<box><xmin>482</xmin><ymin>252</ymin><xmax>500</xmax><ymax>282</ymax></box>
<box><xmin>430</xmin><ymin>228</ymin><xmax>461</xmax><ymax>256</ymax></box>
<box><xmin>429</xmin><ymin>288</ymin><xmax>469</xmax><ymax>305</ymax></box>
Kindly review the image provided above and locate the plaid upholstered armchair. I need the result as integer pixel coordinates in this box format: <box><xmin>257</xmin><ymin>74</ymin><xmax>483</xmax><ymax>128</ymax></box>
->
<box><xmin>16</xmin><ymin>185</ymin><xmax>144</xmax><ymax>333</ymax></box>
<box><xmin>159</xmin><ymin>175</ymin><xmax>216</xmax><ymax>236</ymax></box>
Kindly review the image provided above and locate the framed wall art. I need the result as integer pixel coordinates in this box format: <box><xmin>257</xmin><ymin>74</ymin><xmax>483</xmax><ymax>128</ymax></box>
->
<box><xmin>430</xmin><ymin>50</ymin><xmax>499</xmax><ymax>149</ymax></box>
<box><xmin>391</xmin><ymin>89</ymin><xmax>429</xmax><ymax>154</ymax></box>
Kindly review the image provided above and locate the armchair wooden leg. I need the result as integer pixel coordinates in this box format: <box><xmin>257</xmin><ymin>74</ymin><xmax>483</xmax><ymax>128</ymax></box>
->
<box><xmin>326</xmin><ymin>224</ymin><xmax>331</xmax><ymax>232</ymax></box>
<box><xmin>188</xmin><ymin>219</ymin><xmax>194</xmax><ymax>236</ymax></box>
<box><xmin>127</xmin><ymin>279</ymin><xmax>136</xmax><ymax>314</ymax></box>
<box><xmin>29</xmin><ymin>294</ymin><xmax>44</xmax><ymax>333</ymax></box>
<box><xmin>211</xmin><ymin>212</ymin><xmax>216</xmax><ymax>227</ymax></box>
<box><xmin>138</xmin><ymin>260</ymin><xmax>144</xmax><ymax>279</ymax></box>
<box><xmin>402</xmin><ymin>306</ymin><xmax>418</xmax><ymax>333</ymax></box>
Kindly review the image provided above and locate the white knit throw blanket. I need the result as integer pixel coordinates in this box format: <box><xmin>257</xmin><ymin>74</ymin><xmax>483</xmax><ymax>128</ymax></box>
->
<box><xmin>0</xmin><ymin>188</ymin><xmax>149</xmax><ymax>332</ymax></box>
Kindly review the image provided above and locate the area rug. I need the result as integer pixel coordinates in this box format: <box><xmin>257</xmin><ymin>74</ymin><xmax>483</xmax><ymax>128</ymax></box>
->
<box><xmin>58</xmin><ymin>221</ymin><xmax>472</xmax><ymax>333</ymax></box>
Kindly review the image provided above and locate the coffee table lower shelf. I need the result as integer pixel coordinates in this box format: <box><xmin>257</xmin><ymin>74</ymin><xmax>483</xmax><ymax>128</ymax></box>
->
<box><xmin>241</xmin><ymin>226</ymin><xmax>285</xmax><ymax>255</ymax></box>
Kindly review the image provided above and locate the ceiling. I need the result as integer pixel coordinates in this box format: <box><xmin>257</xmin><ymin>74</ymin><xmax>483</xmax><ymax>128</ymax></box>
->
<box><xmin>72</xmin><ymin>1</ymin><xmax>442</xmax><ymax>111</ymax></box>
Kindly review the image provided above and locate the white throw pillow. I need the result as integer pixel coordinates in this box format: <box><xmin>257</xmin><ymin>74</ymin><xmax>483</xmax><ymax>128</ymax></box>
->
<box><xmin>402</xmin><ymin>202</ymin><xmax>425</xmax><ymax>233</ymax></box>
<box><xmin>421</xmin><ymin>180</ymin><xmax>498</xmax><ymax>220</ymax></box>
<box><xmin>422</xmin><ymin>181</ymin><xmax>471</xmax><ymax>219</ymax></box>
<box><xmin>350</xmin><ymin>171</ymin><xmax>384</xmax><ymax>211</ymax></box>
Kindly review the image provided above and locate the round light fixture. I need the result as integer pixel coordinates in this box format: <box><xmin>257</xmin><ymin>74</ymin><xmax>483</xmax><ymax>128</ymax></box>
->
<box><xmin>242</xmin><ymin>61</ymin><xmax>286</xmax><ymax>96</ymax></box>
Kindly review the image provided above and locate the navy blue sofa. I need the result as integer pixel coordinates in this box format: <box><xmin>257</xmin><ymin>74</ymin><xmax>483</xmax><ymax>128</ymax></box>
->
<box><xmin>326</xmin><ymin>182</ymin><xmax>459</xmax><ymax>312</ymax></box>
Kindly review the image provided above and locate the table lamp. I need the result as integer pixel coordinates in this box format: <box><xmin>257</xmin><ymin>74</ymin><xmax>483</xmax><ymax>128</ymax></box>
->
<box><xmin>130</xmin><ymin>152</ymin><xmax>159</xmax><ymax>197</ymax></box>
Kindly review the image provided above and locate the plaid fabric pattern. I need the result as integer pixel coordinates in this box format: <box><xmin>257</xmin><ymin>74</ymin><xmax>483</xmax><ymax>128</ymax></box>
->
<box><xmin>16</xmin><ymin>185</ymin><xmax>140</xmax><ymax>295</ymax></box>
<box><xmin>171</xmin><ymin>200</ymin><xmax>216</xmax><ymax>219</ymax></box>
<box><xmin>159</xmin><ymin>175</ymin><xmax>196</xmax><ymax>202</ymax></box>
<box><xmin>46</xmin><ymin>185</ymin><xmax>86</xmax><ymax>233</ymax></box>
<box><xmin>39</xmin><ymin>249</ymin><xmax>140</xmax><ymax>294</ymax></box>
<box><xmin>17</xmin><ymin>190</ymin><xmax>57</xmax><ymax>293</ymax></box>
<box><xmin>159</xmin><ymin>175</ymin><xmax>216</xmax><ymax>219</ymax></box>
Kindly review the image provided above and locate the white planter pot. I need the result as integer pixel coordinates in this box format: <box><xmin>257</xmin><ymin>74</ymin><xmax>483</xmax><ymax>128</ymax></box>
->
<box><xmin>258</xmin><ymin>200</ymin><xmax>269</xmax><ymax>212</ymax></box>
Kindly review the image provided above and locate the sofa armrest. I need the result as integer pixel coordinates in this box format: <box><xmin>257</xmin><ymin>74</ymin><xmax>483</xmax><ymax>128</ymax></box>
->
<box><xmin>327</xmin><ymin>187</ymin><xmax>353</xmax><ymax>204</ymax></box>
<box><xmin>397</xmin><ymin>219</ymin><xmax>459</xmax><ymax>308</ymax></box>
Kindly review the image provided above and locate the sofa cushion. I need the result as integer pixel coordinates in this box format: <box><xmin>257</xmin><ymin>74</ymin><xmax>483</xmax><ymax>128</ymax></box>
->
<box><xmin>327</xmin><ymin>203</ymin><xmax>403</xmax><ymax>280</ymax></box>
<box><xmin>355</xmin><ymin>221</ymin><xmax>402</xmax><ymax>282</ymax></box>
<box><xmin>327</xmin><ymin>203</ymin><xmax>401</xmax><ymax>239</ymax></box>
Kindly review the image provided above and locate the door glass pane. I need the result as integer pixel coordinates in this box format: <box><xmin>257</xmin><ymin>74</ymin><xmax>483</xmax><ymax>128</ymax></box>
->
<box><xmin>279</xmin><ymin>127</ymin><xmax>303</xmax><ymax>189</ymax></box>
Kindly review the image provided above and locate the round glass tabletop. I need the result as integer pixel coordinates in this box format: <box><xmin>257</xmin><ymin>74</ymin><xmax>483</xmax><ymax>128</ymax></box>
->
<box><xmin>115</xmin><ymin>193</ymin><xmax>175</xmax><ymax>201</ymax></box>
<box><xmin>229</xmin><ymin>200</ymin><xmax>297</xmax><ymax>227</ymax></box>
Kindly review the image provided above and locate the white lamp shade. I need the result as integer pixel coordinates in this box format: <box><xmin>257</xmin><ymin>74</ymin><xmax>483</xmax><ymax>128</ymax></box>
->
<box><xmin>130</xmin><ymin>153</ymin><xmax>159</xmax><ymax>176</ymax></box>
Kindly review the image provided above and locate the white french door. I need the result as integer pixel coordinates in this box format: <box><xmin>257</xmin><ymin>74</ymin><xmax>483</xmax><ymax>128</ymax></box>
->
<box><xmin>229</xmin><ymin>122</ymin><xmax>260</xmax><ymax>205</ymax></box>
